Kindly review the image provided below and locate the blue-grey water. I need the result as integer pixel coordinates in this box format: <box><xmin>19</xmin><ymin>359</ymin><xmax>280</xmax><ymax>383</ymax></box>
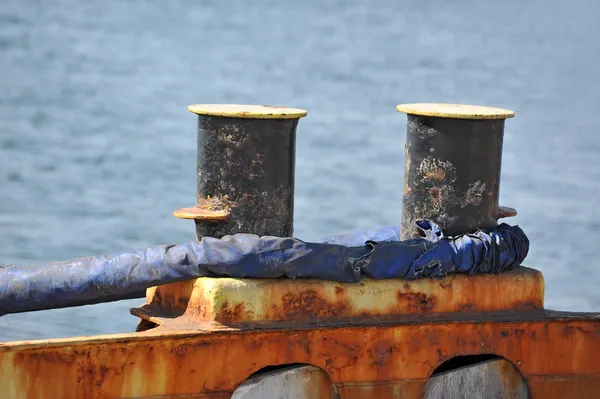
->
<box><xmin>1</xmin><ymin>0</ymin><xmax>600</xmax><ymax>342</ymax></box>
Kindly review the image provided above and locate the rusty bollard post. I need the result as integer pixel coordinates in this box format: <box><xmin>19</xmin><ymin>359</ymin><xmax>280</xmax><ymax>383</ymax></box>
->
<box><xmin>174</xmin><ymin>104</ymin><xmax>307</xmax><ymax>239</ymax></box>
<box><xmin>396</xmin><ymin>103</ymin><xmax>518</xmax><ymax>240</ymax></box>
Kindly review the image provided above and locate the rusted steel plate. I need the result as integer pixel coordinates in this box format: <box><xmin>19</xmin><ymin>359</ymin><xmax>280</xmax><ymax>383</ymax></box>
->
<box><xmin>132</xmin><ymin>267</ymin><xmax>544</xmax><ymax>326</ymax></box>
<box><xmin>526</xmin><ymin>375</ymin><xmax>600</xmax><ymax>399</ymax></box>
<box><xmin>231</xmin><ymin>365</ymin><xmax>338</xmax><ymax>398</ymax></box>
<box><xmin>1</xmin><ymin>312</ymin><xmax>599</xmax><ymax>398</ymax></box>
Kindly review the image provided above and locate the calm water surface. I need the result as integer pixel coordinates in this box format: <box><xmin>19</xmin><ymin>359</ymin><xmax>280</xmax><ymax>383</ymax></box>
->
<box><xmin>1</xmin><ymin>0</ymin><xmax>600</xmax><ymax>341</ymax></box>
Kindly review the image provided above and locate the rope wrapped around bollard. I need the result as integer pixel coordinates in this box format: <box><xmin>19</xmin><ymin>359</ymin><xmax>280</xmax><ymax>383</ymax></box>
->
<box><xmin>0</xmin><ymin>220</ymin><xmax>528</xmax><ymax>316</ymax></box>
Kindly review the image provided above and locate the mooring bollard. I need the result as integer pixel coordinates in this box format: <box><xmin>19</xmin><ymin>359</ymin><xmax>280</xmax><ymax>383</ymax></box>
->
<box><xmin>396</xmin><ymin>103</ymin><xmax>518</xmax><ymax>240</ymax></box>
<box><xmin>5</xmin><ymin>102</ymin><xmax>600</xmax><ymax>399</ymax></box>
<box><xmin>397</xmin><ymin>103</ymin><xmax>527</xmax><ymax>397</ymax></box>
<box><xmin>173</xmin><ymin>104</ymin><xmax>307</xmax><ymax>239</ymax></box>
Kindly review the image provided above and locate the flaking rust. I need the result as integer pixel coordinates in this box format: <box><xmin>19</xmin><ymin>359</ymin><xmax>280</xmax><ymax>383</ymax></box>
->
<box><xmin>400</xmin><ymin>110</ymin><xmax>512</xmax><ymax>239</ymax></box>
<box><xmin>132</xmin><ymin>267</ymin><xmax>545</xmax><ymax>327</ymax></box>
<box><xmin>197</xmin><ymin>195</ymin><xmax>233</xmax><ymax>212</ymax></box>
<box><xmin>193</xmin><ymin>114</ymin><xmax>299</xmax><ymax>239</ymax></box>
<box><xmin>175</xmin><ymin>104</ymin><xmax>306</xmax><ymax>240</ymax></box>
<box><xmin>410</xmin><ymin>156</ymin><xmax>461</xmax><ymax>232</ymax></box>
<box><xmin>3</xmin><ymin>312</ymin><xmax>600</xmax><ymax>398</ymax></box>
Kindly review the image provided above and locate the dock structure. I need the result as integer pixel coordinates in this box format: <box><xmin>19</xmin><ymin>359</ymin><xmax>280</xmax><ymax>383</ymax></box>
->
<box><xmin>1</xmin><ymin>103</ymin><xmax>600</xmax><ymax>398</ymax></box>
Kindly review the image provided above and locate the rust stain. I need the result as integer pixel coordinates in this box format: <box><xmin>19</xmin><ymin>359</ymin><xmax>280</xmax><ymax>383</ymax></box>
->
<box><xmin>145</xmin><ymin>280</ymin><xmax>196</xmax><ymax>317</ymax></box>
<box><xmin>219</xmin><ymin>301</ymin><xmax>248</xmax><ymax>323</ymax></box>
<box><xmin>460</xmin><ymin>303</ymin><xmax>474</xmax><ymax>312</ymax></box>
<box><xmin>425</xmin><ymin>169</ymin><xmax>446</xmax><ymax>180</ymax></box>
<box><xmin>339</xmin><ymin>381</ymin><xmax>426</xmax><ymax>399</ymax></box>
<box><xmin>396</xmin><ymin>291</ymin><xmax>437</xmax><ymax>312</ymax></box>
<box><xmin>281</xmin><ymin>290</ymin><xmax>348</xmax><ymax>319</ymax></box>
<box><xmin>296</xmin><ymin>335</ymin><xmax>312</xmax><ymax>356</ymax></box>
<box><xmin>439</xmin><ymin>279</ymin><xmax>454</xmax><ymax>289</ymax></box>
<box><xmin>369</xmin><ymin>340</ymin><xmax>396</xmax><ymax>368</ymax></box>
<box><xmin>134</xmin><ymin>267</ymin><xmax>546</xmax><ymax>326</ymax></box>
<box><xmin>428</xmin><ymin>187</ymin><xmax>442</xmax><ymax>202</ymax></box>
<box><xmin>198</xmin><ymin>195</ymin><xmax>233</xmax><ymax>212</ymax></box>
<box><xmin>172</xmin><ymin>343</ymin><xmax>196</xmax><ymax>358</ymax></box>
<box><xmin>94</xmin><ymin>365</ymin><xmax>110</xmax><ymax>388</ymax></box>
<box><xmin>527</xmin><ymin>376</ymin><xmax>600</xmax><ymax>398</ymax></box>
<box><xmin>80</xmin><ymin>269</ymin><xmax>600</xmax><ymax>398</ymax></box>
<box><xmin>418</xmin><ymin>158</ymin><xmax>456</xmax><ymax>183</ymax></box>
<box><xmin>4</xmin><ymin>316</ymin><xmax>600</xmax><ymax>398</ymax></box>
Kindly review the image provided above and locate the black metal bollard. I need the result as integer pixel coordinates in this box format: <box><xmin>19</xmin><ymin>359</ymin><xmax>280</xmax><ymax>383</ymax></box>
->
<box><xmin>396</xmin><ymin>103</ymin><xmax>517</xmax><ymax>240</ymax></box>
<box><xmin>174</xmin><ymin>104</ymin><xmax>307</xmax><ymax>239</ymax></box>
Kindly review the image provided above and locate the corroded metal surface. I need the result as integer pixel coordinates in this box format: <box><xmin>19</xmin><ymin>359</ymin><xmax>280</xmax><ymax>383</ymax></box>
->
<box><xmin>176</xmin><ymin>106</ymin><xmax>305</xmax><ymax>239</ymax></box>
<box><xmin>398</xmin><ymin>105</ymin><xmax>516</xmax><ymax>240</ymax></box>
<box><xmin>131</xmin><ymin>267</ymin><xmax>544</xmax><ymax>326</ymax></box>
<box><xmin>1</xmin><ymin>312</ymin><xmax>600</xmax><ymax>398</ymax></box>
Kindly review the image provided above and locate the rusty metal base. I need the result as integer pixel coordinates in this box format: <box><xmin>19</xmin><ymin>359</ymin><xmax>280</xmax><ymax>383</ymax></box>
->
<box><xmin>131</xmin><ymin>267</ymin><xmax>545</xmax><ymax>327</ymax></box>
<box><xmin>2</xmin><ymin>267</ymin><xmax>600</xmax><ymax>399</ymax></box>
<box><xmin>1</xmin><ymin>310</ymin><xmax>600</xmax><ymax>398</ymax></box>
